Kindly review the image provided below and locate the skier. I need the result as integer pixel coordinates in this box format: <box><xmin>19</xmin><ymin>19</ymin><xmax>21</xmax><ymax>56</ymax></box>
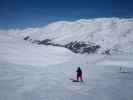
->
<box><xmin>76</xmin><ymin>67</ymin><xmax>83</xmax><ymax>82</ymax></box>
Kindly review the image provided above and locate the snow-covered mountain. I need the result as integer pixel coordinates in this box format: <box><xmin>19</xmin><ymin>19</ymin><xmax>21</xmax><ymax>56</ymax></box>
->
<box><xmin>1</xmin><ymin>18</ymin><xmax>133</xmax><ymax>100</ymax></box>
<box><xmin>1</xmin><ymin>18</ymin><xmax>133</xmax><ymax>54</ymax></box>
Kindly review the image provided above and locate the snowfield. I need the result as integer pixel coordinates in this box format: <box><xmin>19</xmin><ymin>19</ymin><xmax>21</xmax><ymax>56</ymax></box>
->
<box><xmin>0</xmin><ymin>18</ymin><xmax>133</xmax><ymax>100</ymax></box>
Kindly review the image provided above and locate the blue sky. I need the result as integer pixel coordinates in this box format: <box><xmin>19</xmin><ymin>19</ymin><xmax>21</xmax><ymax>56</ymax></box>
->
<box><xmin>0</xmin><ymin>0</ymin><xmax>133</xmax><ymax>29</ymax></box>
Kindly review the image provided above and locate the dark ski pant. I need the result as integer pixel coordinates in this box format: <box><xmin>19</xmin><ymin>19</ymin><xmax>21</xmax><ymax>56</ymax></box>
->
<box><xmin>77</xmin><ymin>75</ymin><xmax>83</xmax><ymax>82</ymax></box>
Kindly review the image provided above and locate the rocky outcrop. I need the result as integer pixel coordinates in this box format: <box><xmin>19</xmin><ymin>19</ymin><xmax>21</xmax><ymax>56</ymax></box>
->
<box><xmin>24</xmin><ymin>36</ymin><xmax>100</xmax><ymax>54</ymax></box>
<box><xmin>65</xmin><ymin>41</ymin><xmax>100</xmax><ymax>54</ymax></box>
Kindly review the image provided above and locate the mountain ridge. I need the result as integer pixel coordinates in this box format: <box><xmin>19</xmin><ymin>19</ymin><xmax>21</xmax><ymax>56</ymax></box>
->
<box><xmin>1</xmin><ymin>18</ymin><xmax>133</xmax><ymax>54</ymax></box>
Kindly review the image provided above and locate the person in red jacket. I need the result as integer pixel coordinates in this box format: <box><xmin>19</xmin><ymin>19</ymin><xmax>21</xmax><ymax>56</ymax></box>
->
<box><xmin>76</xmin><ymin>67</ymin><xmax>83</xmax><ymax>82</ymax></box>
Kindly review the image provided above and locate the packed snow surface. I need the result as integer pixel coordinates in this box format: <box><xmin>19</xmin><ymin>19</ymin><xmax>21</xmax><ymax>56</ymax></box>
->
<box><xmin>0</xmin><ymin>25</ymin><xmax>133</xmax><ymax>100</ymax></box>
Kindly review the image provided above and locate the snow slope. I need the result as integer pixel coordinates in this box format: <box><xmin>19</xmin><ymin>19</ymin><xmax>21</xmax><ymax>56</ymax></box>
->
<box><xmin>0</xmin><ymin>34</ymin><xmax>74</xmax><ymax>66</ymax></box>
<box><xmin>0</xmin><ymin>27</ymin><xmax>133</xmax><ymax>100</ymax></box>
<box><xmin>1</xmin><ymin>49</ymin><xmax>133</xmax><ymax>100</ymax></box>
<box><xmin>1</xmin><ymin>18</ymin><xmax>133</xmax><ymax>53</ymax></box>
